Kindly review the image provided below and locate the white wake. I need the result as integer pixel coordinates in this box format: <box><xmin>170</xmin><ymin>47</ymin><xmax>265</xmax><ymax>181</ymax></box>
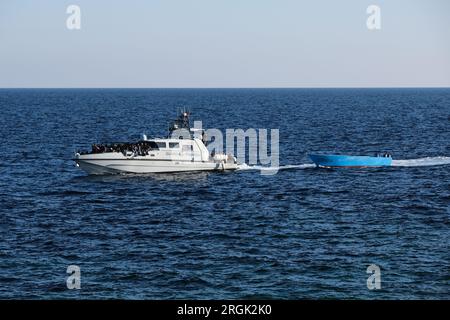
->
<box><xmin>237</xmin><ymin>156</ymin><xmax>450</xmax><ymax>171</ymax></box>
<box><xmin>237</xmin><ymin>163</ymin><xmax>315</xmax><ymax>171</ymax></box>
<box><xmin>391</xmin><ymin>156</ymin><xmax>450</xmax><ymax>167</ymax></box>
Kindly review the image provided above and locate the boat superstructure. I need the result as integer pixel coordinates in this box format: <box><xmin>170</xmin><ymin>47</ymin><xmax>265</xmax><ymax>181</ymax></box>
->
<box><xmin>74</xmin><ymin>111</ymin><xmax>238</xmax><ymax>174</ymax></box>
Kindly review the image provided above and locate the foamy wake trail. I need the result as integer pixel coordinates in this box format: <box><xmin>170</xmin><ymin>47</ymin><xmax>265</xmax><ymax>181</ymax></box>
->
<box><xmin>237</xmin><ymin>156</ymin><xmax>450</xmax><ymax>171</ymax></box>
<box><xmin>237</xmin><ymin>163</ymin><xmax>315</xmax><ymax>171</ymax></box>
<box><xmin>392</xmin><ymin>156</ymin><xmax>450</xmax><ymax>167</ymax></box>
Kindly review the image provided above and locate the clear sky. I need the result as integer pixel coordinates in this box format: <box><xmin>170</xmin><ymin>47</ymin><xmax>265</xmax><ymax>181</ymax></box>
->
<box><xmin>0</xmin><ymin>0</ymin><xmax>449</xmax><ymax>88</ymax></box>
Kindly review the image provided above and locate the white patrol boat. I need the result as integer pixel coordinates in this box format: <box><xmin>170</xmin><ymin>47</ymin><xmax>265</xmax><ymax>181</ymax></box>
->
<box><xmin>73</xmin><ymin>111</ymin><xmax>238</xmax><ymax>174</ymax></box>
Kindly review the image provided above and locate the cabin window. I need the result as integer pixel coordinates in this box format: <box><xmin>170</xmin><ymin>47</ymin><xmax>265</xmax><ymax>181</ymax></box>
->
<box><xmin>144</xmin><ymin>141</ymin><xmax>159</xmax><ymax>149</ymax></box>
<box><xmin>169</xmin><ymin>142</ymin><xmax>180</xmax><ymax>149</ymax></box>
<box><xmin>156</xmin><ymin>142</ymin><xmax>166</xmax><ymax>149</ymax></box>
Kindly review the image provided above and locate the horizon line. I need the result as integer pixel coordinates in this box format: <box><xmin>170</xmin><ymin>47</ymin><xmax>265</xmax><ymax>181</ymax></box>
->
<box><xmin>1</xmin><ymin>86</ymin><xmax>450</xmax><ymax>90</ymax></box>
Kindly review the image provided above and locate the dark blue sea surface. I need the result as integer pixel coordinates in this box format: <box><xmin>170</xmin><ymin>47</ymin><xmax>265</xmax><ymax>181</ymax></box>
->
<box><xmin>0</xmin><ymin>88</ymin><xmax>449</xmax><ymax>299</ymax></box>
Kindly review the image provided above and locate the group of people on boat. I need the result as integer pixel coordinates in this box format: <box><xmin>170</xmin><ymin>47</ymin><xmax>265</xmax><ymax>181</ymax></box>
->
<box><xmin>86</xmin><ymin>142</ymin><xmax>155</xmax><ymax>157</ymax></box>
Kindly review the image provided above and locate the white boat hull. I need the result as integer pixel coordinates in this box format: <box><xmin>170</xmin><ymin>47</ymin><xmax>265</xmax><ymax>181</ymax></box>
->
<box><xmin>75</xmin><ymin>157</ymin><xmax>238</xmax><ymax>175</ymax></box>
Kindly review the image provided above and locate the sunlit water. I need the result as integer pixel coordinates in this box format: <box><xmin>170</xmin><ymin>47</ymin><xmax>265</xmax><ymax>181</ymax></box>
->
<box><xmin>0</xmin><ymin>88</ymin><xmax>448</xmax><ymax>299</ymax></box>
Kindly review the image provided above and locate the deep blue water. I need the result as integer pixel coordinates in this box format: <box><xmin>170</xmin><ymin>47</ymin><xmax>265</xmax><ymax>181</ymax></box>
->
<box><xmin>0</xmin><ymin>88</ymin><xmax>449</xmax><ymax>299</ymax></box>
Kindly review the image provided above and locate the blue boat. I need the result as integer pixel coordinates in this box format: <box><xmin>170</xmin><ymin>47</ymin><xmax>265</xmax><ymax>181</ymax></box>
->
<box><xmin>309</xmin><ymin>153</ymin><xmax>392</xmax><ymax>168</ymax></box>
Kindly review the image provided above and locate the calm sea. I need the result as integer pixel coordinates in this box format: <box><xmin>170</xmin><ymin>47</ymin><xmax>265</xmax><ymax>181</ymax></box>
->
<box><xmin>0</xmin><ymin>88</ymin><xmax>449</xmax><ymax>299</ymax></box>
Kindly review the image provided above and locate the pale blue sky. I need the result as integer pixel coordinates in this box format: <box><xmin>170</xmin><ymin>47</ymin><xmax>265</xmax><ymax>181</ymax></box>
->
<box><xmin>0</xmin><ymin>0</ymin><xmax>449</xmax><ymax>87</ymax></box>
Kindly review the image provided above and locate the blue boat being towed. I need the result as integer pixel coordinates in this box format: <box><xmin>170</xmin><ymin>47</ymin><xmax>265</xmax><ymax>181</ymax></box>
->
<box><xmin>309</xmin><ymin>153</ymin><xmax>392</xmax><ymax>168</ymax></box>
